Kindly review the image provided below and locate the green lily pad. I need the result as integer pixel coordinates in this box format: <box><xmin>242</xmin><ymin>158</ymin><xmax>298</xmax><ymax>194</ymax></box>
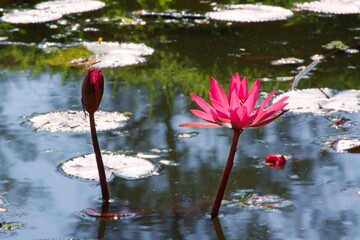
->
<box><xmin>206</xmin><ymin>4</ymin><xmax>293</xmax><ymax>22</ymax></box>
<box><xmin>36</xmin><ymin>0</ymin><xmax>105</xmax><ymax>15</ymax></box>
<box><xmin>1</xmin><ymin>9</ymin><xmax>63</xmax><ymax>24</ymax></box>
<box><xmin>60</xmin><ymin>152</ymin><xmax>160</xmax><ymax>181</ymax></box>
<box><xmin>294</xmin><ymin>0</ymin><xmax>360</xmax><ymax>14</ymax></box>
<box><xmin>275</xmin><ymin>88</ymin><xmax>360</xmax><ymax>115</ymax></box>
<box><xmin>28</xmin><ymin>110</ymin><xmax>129</xmax><ymax>132</ymax></box>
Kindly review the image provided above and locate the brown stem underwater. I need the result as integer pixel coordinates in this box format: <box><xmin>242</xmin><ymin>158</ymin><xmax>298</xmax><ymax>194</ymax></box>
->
<box><xmin>210</xmin><ymin>129</ymin><xmax>242</xmax><ymax>219</ymax></box>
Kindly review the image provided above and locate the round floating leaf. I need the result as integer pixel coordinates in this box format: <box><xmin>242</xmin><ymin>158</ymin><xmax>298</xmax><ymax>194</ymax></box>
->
<box><xmin>331</xmin><ymin>139</ymin><xmax>360</xmax><ymax>153</ymax></box>
<box><xmin>206</xmin><ymin>4</ymin><xmax>293</xmax><ymax>22</ymax></box>
<box><xmin>275</xmin><ymin>88</ymin><xmax>360</xmax><ymax>115</ymax></box>
<box><xmin>60</xmin><ymin>152</ymin><xmax>159</xmax><ymax>181</ymax></box>
<box><xmin>28</xmin><ymin>110</ymin><xmax>129</xmax><ymax>132</ymax></box>
<box><xmin>83</xmin><ymin>42</ymin><xmax>155</xmax><ymax>68</ymax></box>
<box><xmin>36</xmin><ymin>0</ymin><xmax>105</xmax><ymax>15</ymax></box>
<box><xmin>294</xmin><ymin>0</ymin><xmax>360</xmax><ymax>14</ymax></box>
<box><xmin>1</xmin><ymin>9</ymin><xmax>63</xmax><ymax>24</ymax></box>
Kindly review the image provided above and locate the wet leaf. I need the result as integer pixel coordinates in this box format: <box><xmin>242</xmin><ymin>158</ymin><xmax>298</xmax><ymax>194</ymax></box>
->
<box><xmin>60</xmin><ymin>152</ymin><xmax>160</xmax><ymax>181</ymax></box>
<box><xmin>36</xmin><ymin>0</ymin><xmax>105</xmax><ymax>15</ymax></box>
<box><xmin>158</xmin><ymin>160</ymin><xmax>181</xmax><ymax>167</ymax></box>
<box><xmin>83</xmin><ymin>42</ymin><xmax>155</xmax><ymax>68</ymax></box>
<box><xmin>322</xmin><ymin>40</ymin><xmax>349</xmax><ymax>50</ymax></box>
<box><xmin>28</xmin><ymin>110</ymin><xmax>129</xmax><ymax>132</ymax></box>
<box><xmin>226</xmin><ymin>192</ymin><xmax>292</xmax><ymax>210</ymax></box>
<box><xmin>271</xmin><ymin>57</ymin><xmax>304</xmax><ymax>65</ymax></box>
<box><xmin>294</xmin><ymin>0</ymin><xmax>360</xmax><ymax>14</ymax></box>
<box><xmin>331</xmin><ymin>139</ymin><xmax>360</xmax><ymax>153</ymax></box>
<box><xmin>1</xmin><ymin>9</ymin><xmax>63</xmax><ymax>24</ymax></box>
<box><xmin>206</xmin><ymin>4</ymin><xmax>293</xmax><ymax>22</ymax></box>
<box><xmin>275</xmin><ymin>88</ymin><xmax>360</xmax><ymax>115</ymax></box>
<box><xmin>0</xmin><ymin>222</ymin><xmax>23</xmax><ymax>231</ymax></box>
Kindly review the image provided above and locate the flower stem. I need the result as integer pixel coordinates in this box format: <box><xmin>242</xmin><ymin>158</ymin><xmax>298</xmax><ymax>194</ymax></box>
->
<box><xmin>210</xmin><ymin>129</ymin><xmax>242</xmax><ymax>219</ymax></box>
<box><xmin>89</xmin><ymin>112</ymin><xmax>110</xmax><ymax>202</ymax></box>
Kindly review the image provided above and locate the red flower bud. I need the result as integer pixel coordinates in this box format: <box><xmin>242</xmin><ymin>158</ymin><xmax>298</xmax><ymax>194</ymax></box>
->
<box><xmin>264</xmin><ymin>154</ymin><xmax>286</xmax><ymax>170</ymax></box>
<box><xmin>81</xmin><ymin>68</ymin><xmax>104</xmax><ymax>114</ymax></box>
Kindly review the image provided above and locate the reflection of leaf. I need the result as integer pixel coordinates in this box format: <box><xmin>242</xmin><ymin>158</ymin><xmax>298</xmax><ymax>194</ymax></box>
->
<box><xmin>60</xmin><ymin>152</ymin><xmax>159</xmax><ymax>181</ymax></box>
<box><xmin>28</xmin><ymin>110</ymin><xmax>129</xmax><ymax>132</ymax></box>
<box><xmin>275</xmin><ymin>88</ymin><xmax>360</xmax><ymax>115</ymax></box>
<box><xmin>206</xmin><ymin>4</ymin><xmax>293</xmax><ymax>22</ymax></box>
<box><xmin>294</xmin><ymin>0</ymin><xmax>360</xmax><ymax>14</ymax></box>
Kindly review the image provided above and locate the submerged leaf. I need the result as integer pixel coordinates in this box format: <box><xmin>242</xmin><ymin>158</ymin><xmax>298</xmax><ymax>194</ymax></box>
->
<box><xmin>60</xmin><ymin>152</ymin><xmax>159</xmax><ymax>181</ymax></box>
<box><xmin>83</xmin><ymin>42</ymin><xmax>155</xmax><ymax>68</ymax></box>
<box><xmin>206</xmin><ymin>4</ymin><xmax>293</xmax><ymax>22</ymax></box>
<box><xmin>275</xmin><ymin>88</ymin><xmax>360</xmax><ymax>114</ymax></box>
<box><xmin>28</xmin><ymin>110</ymin><xmax>129</xmax><ymax>132</ymax></box>
<box><xmin>1</xmin><ymin>9</ymin><xmax>63</xmax><ymax>24</ymax></box>
<box><xmin>36</xmin><ymin>0</ymin><xmax>105</xmax><ymax>15</ymax></box>
<box><xmin>294</xmin><ymin>0</ymin><xmax>360</xmax><ymax>14</ymax></box>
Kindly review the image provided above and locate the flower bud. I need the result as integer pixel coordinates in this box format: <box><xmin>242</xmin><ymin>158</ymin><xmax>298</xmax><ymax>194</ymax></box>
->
<box><xmin>81</xmin><ymin>68</ymin><xmax>104</xmax><ymax>114</ymax></box>
<box><xmin>264</xmin><ymin>154</ymin><xmax>286</xmax><ymax>170</ymax></box>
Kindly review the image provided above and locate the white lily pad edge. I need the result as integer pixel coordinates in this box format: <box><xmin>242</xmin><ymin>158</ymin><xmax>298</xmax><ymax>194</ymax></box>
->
<box><xmin>28</xmin><ymin>110</ymin><xmax>129</xmax><ymax>132</ymax></box>
<box><xmin>59</xmin><ymin>152</ymin><xmax>160</xmax><ymax>181</ymax></box>
<box><xmin>275</xmin><ymin>88</ymin><xmax>360</xmax><ymax>115</ymax></box>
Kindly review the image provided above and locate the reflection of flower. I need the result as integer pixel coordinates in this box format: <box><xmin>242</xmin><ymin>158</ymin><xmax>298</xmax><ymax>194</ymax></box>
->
<box><xmin>264</xmin><ymin>154</ymin><xmax>286</xmax><ymax>170</ymax></box>
<box><xmin>180</xmin><ymin>73</ymin><xmax>289</xmax><ymax>218</ymax></box>
<box><xmin>180</xmin><ymin>73</ymin><xmax>289</xmax><ymax>131</ymax></box>
<box><xmin>81</xmin><ymin>68</ymin><xmax>104</xmax><ymax>114</ymax></box>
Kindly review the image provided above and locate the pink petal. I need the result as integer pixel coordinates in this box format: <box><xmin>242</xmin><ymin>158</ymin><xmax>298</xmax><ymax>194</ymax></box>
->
<box><xmin>238</xmin><ymin>75</ymin><xmax>249</xmax><ymax>101</ymax></box>
<box><xmin>209</xmin><ymin>77</ymin><xmax>229</xmax><ymax>109</ymax></box>
<box><xmin>243</xmin><ymin>79</ymin><xmax>260</xmax><ymax>114</ymax></box>
<box><xmin>190</xmin><ymin>109</ymin><xmax>217</xmax><ymax>123</ymax></box>
<box><xmin>191</xmin><ymin>93</ymin><xmax>214</xmax><ymax>113</ymax></box>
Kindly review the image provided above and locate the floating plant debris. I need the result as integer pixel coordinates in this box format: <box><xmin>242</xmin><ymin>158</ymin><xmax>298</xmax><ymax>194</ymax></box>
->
<box><xmin>322</xmin><ymin>40</ymin><xmax>349</xmax><ymax>50</ymax></box>
<box><xmin>28</xmin><ymin>110</ymin><xmax>129</xmax><ymax>132</ymax></box>
<box><xmin>1</xmin><ymin>9</ymin><xmax>63</xmax><ymax>24</ymax></box>
<box><xmin>275</xmin><ymin>88</ymin><xmax>360</xmax><ymax>115</ymax></box>
<box><xmin>271</xmin><ymin>57</ymin><xmax>304</xmax><ymax>65</ymax></box>
<box><xmin>158</xmin><ymin>160</ymin><xmax>181</xmax><ymax>167</ymax></box>
<box><xmin>206</xmin><ymin>4</ymin><xmax>293</xmax><ymax>22</ymax></box>
<box><xmin>294</xmin><ymin>0</ymin><xmax>360</xmax><ymax>14</ymax></box>
<box><xmin>331</xmin><ymin>139</ymin><xmax>360</xmax><ymax>153</ymax></box>
<box><xmin>35</xmin><ymin>0</ymin><xmax>106</xmax><ymax>15</ymax></box>
<box><xmin>83</xmin><ymin>42</ymin><xmax>155</xmax><ymax>68</ymax></box>
<box><xmin>60</xmin><ymin>152</ymin><xmax>159</xmax><ymax>181</ymax></box>
<box><xmin>225</xmin><ymin>192</ymin><xmax>292</xmax><ymax>210</ymax></box>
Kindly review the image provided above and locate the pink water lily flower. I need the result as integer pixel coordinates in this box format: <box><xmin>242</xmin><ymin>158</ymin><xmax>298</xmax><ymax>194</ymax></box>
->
<box><xmin>180</xmin><ymin>73</ymin><xmax>289</xmax><ymax>219</ymax></box>
<box><xmin>180</xmin><ymin>73</ymin><xmax>289</xmax><ymax>131</ymax></box>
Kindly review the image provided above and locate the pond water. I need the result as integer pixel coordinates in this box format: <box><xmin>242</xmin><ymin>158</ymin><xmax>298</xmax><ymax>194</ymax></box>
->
<box><xmin>0</xmin><ymin>0</ymin><xmax>359</xmax><ymax>239</ymax></box>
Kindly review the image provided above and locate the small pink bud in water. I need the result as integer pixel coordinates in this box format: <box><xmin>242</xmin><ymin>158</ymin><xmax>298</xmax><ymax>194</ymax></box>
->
<box><xmin>264</xmin><ymin>154</ymin><xmax>286</xmax><ymax>170</ymax></box>
<box><xmin>81</xmin><ymin>68</ymin><xmax>104</xmax><ymax>114</ymax></box>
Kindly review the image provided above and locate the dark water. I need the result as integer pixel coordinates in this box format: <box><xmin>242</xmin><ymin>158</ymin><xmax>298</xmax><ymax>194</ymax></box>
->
<box><xmin>0</xmin><ymin>0</ymin><xmax>359</xmax><ymax>239</ymax></box>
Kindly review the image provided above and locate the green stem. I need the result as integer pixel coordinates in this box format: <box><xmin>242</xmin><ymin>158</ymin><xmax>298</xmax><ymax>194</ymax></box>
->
<box><xmin>210</xmin><ymin>129</ymin><xmax>242</xmax><ymax>219</ymax></box>
<box><xmin>89</xmin><ymin>112</ymin><xmax>110</xmax><ymax>202</ymax></box>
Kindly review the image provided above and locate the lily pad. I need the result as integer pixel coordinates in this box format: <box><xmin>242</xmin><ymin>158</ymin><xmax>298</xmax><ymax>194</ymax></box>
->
<box><xmin>331</xmin><ymin>139</ymin><xmax>360</xmax><ymax>153</ymax></box>
<box><xmin>275</xmin><ymin>88</ymin><xmax>360</xmax><ymax>115</ymax></box>
<box><xmin>28</xmin><ymin>110</ymin><xmax>129</xmax><ymax>132</ymax></box>
<box><xmin>271</xmin><ymin>57</ymin><xmax>304</xmax><ymax>65</ymax></box>
<box><xmin>294</xmin><ymin>0</ymin><xmax>360</xmax><ymax>14</ymax></box>
<box><xmin>1</xmin><ymin>9</ymin><xmax>63</xmax><ymax>24</ymax></box>
<box><xmin>206</xmin><ymin>4</ymin><xmax>293</xmax><ymax>22</ymax></box>
<box><xmin>83</xmin><ymin>42</ymin><xmax>155</xmax><ymax>68</ymax></box>
<box><xmin>60</xmin><ymin>152</ymin><xmax>159</xmax><ymax>181</ymax></box>
<box><xmin>36</xmin><ymin>0</ymin><xmax>106</xmax><ymax>15</ymax></box>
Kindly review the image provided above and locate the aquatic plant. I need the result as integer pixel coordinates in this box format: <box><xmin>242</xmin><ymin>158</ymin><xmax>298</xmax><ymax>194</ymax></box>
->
<box><xmin>264</xmin><ymin>154</ymin><xmax>286</xmax><ymax>170</ymax></box>
<box><xmin>81</xmin><ymin>67</ymin><xmax>110</xmax><ymax>201</ymax></box>
<box><xmin>180</xmin><ymin>73</ymin><xmax>289</xmax><ymax>218</ymax></box>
